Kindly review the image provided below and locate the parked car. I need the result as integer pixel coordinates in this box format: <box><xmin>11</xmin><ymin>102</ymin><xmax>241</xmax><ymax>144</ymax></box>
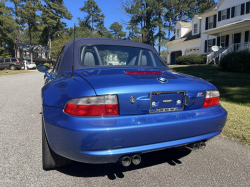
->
<box><xmin>23</xmin><ymin>60</ymin><xmax>36</xmax><ymax>70</ymax></box>
<box><xmin>37</xmin><ymin>38</ymin><xmax>227</xmax><ymax>170</ymax></box>
<box><xmin>0</xmin><ymin>58</ymin><xmax>24</xmax><ymax>70</ymax></box>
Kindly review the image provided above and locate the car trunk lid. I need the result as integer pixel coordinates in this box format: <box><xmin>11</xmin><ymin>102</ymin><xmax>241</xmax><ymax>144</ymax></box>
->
<box><xmin>75</xmin><ymin>67</ymin><xmax>216</xmax><ymax>115</ymax></box>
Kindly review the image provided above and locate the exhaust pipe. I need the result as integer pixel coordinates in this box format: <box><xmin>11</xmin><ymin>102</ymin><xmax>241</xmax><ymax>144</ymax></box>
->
<box><xmin>131</xmin><ymin>155</ymin><xmax>141</xmax><ymax>165</ymax></box>
<box><xmin>120</xmin><ymin>156</ymin><xmax>131</xmax><ymax>167</ymax></box>
<box><xmin>199</xmin><ymin>142</ymin><xmax>206</xmax><ymax>149</ymax></box>
<box><xmin>185</xmin><ymin>142</ymin><xmax>206</xmax><ymax>151</ymax></box>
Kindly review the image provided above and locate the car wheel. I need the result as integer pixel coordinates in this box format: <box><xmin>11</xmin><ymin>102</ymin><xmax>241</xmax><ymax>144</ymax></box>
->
<box><xmin>10</xmin><ymin>65</ymin><xmax>16</xmax><ymax>70</ymax></box>
<box><xmin>42</xmin><ymin>117</ymin><xmax>72</xmax><ymax>170</ymax></box>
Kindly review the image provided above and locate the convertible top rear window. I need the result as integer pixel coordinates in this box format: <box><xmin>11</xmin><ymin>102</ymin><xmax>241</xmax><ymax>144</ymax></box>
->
<box><xmin>80</xmin><ymin>45</ymin><xmax>165</xmax><ymax>68</ymax></box>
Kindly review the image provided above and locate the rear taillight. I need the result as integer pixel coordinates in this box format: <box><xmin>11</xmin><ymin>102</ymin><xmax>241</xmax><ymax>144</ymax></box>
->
<box><xmin>202</xmin><ymin>90</ymin><xmax>220</xmax><ymax>108</ymax></box>
<box><xmin>64</xmin><ymin>95</ymin><xmax>119</xmax><ymax>116</ymax></box>
<box><xmin>17</xmin><ymin>61</ymin><xmax>20</xmax><ymax>64</ymax></box>
<box><xmin>125</xmin><ymin>71</ymin><xmax>162</xmax><ymax>75</ymax></box>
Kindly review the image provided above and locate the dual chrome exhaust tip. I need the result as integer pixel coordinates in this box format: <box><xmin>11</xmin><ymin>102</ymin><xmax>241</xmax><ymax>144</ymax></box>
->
<box><xmin>120</xmin><ymin>155</ymin><xmax>141</xmax><ymax>167</ymax></box>
<box><xmin>120</xmin><ymin>142</ymin><xmax>206</xmax><ymax>167</ymax></box>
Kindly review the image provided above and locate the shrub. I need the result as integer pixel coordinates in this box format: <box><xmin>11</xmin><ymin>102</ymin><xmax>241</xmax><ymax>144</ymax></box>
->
<box><xmin>175</xmin><ymin>54</ymin><xmax>206</xmax><ymax>65</ymax></box>
<box><xmin>219</xmin><ymin>50</ymin><xmax>250</xmax><ymax>73</ymax></box>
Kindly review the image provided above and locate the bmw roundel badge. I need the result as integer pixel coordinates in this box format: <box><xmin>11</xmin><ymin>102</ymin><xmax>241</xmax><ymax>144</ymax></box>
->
<box><xmin>157</xmin><ymin>77</ymin><xmax>168</xmax><ymax>83</ymax></box>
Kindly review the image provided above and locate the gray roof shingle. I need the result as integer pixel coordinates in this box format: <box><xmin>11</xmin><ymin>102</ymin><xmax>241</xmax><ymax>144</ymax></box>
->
<box><xmin>166</xmin><ymin>29</ymin><xmax>201</xmax><ymax>46</ymax></box>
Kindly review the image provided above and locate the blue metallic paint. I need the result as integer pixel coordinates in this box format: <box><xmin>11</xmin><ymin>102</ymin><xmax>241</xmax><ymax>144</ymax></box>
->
<box><xmin>41</xmin><ymin>39</ymin><xmax>227</xmax><ymax>165</ymax></box>
<box><xmin>43</xmin><ymin>104</ymin><xmax>227</xmax><ymax>163</ymax></box>
<box><xmin>42</xmin><ymin>73</ymin><xmax>96</xmax><ymax>108</ymax></box>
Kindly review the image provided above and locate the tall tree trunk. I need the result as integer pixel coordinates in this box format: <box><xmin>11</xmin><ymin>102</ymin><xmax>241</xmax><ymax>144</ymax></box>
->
<box><xmin>14</xmin><ymin>3</ymin><xmax>20</xmax><ymax>58</ymax></box>
<box><xmin>158</xmin><ymin>13</ymin><xmax>161</xmax><ymax>54</ymax></box>
<box><xmin>92</xmin><ymin>15</ymin><xmax>93</xmax><ymax>33</ymax></box>
<box><xmin>29</xmin><ymin>26</ymin><xmax>33</xmax><ymax>62</ymax></box>
<box><xmin>141</xmin><ymin>19</ymin><xmax>144</xmax><ymax>43</ymax></box>
<box><xmin>48</xmin><ymin>26</ymin><xmax>51</xmax><ymax>60</ymax></box>
<box><xmin>179</xmin><ymin>12</ymin><xmax>183</xmax><ymax>21</ymax></box>
<box><xmin>168</xmin><ymin>17</ymin><xmax>171</xmax><ymax>39</ymax></box>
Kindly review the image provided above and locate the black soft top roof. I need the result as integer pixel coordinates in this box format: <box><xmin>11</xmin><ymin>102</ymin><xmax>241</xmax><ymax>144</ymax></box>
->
<box><xmin>59</xmin><ymin>38</ymin><xmax>166</xmax><ymax>73</ymax></box>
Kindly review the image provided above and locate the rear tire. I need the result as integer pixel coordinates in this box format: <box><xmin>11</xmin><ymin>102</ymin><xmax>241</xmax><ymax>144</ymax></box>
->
<box><xmin>42</xmin><ymin>118</ymin><xmax>71</xmax><ymax>170</ymax></box>
<box><xmin>10</xmin><ymin>65</ymin><xmax>16</xmax><ymax>70</ymax></box>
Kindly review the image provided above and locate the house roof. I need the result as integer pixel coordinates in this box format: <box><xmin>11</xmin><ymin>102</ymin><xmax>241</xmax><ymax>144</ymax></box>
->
<box><xmin>178</xmin><ymin>21</ymin><xmax>192</xmax><ymax>27</ymax></box>
<box><xmin>19</xmin><ymin>44</ymin><xmax>50</xmax><ymax>52</ymax></box>
<box><xmin>166</xmin><ymin>29</ymin><xmax>201</xmax><ymax>46</ymax></box>
<box><xmin>203</xmin><ymin>19</ymin><xmax>250</xmax><ymax>35</ymax></box>
<box><xmin>201</xmin><ymin>5</ymin><xmax>217</xmax><ymax>14</ymax></box>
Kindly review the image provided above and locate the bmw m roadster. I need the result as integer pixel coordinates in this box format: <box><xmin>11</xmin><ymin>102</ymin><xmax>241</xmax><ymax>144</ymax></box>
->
<box><xmin>38</xmin><ymin>38</ymin><xmax>227</xmax><ymax>170</ymax></box>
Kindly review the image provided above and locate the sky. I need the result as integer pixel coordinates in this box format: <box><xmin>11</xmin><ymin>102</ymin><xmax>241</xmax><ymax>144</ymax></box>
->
<box><xmin>5</xmin><ymin>0</ymin><xmax>129</xmax><ymax>31</ymax></box>
<box><xmin>62</xmin><ymin>0</ymin><xmax>129</xmax><ymax>31</ymax></box>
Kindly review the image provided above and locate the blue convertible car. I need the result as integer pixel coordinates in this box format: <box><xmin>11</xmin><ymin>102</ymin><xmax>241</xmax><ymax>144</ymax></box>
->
<box><xmin>38</xmin><ymin>38</ymin><xmax>227</xmax><ymax>170</ymax></box>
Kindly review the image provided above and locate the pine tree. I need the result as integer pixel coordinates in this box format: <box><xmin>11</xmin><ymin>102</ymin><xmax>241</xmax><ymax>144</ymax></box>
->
<box><xmin>151</xmin><ymin>0</ymin><xmax>167</xmax><ymax>54</ymax></box>
<box><xmin>0</xmin><ymin>0</ymin><xmax>16</xmax><ymax>58</ymax></box>
<box><xmin>9</xmin><ymin>0</ymin><xmax>23</xmax><ymax>58</ymax></box>
<box><xmin>109</xmin><ymin>22</ymin><xmax>126</xmax><ymax>39</ymax></box>
<box><xmin>119</xmin><ymin>0</ymin><xmax>155</xmax><ymax>44</ymax></box>
<box><xmin>20</xmin><ymin>0</ymin><xmax>42</xmax><ymax>62</ymax></box>
<box><xmin>41</xmin><ymin>0</ymin><xmax>72</xmax><ymax>59</ymax></box>
<box><xmin>79</xmin><ymin>0</ymin><xmax>105</xmax><ymax>33</ymax></box>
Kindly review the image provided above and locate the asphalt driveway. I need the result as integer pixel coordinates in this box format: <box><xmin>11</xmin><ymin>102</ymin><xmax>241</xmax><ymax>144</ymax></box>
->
<box><xmin>0</xmin><ymin>72</ymin><xmax>249</xmax><ymax>186</ymax></box>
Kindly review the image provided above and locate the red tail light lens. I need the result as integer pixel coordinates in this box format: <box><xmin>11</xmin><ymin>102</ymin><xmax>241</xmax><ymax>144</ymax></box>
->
<box><xmin>202</xmin><ymin>90</ymin><xmax>220</xmax><ymax>108</ymax></box>
<box><xmin>64</xmin><ymin>95</ymin><xmax>119</xmax><ymax>116</ymax></box>
<box><xmin>17</xmin><ymin>61</ymin><xmax>20</xmax><ymax>64</ymax></box>
<box><xmin>125</xmin><ymin>71</ymin><xmax>162</xmax><ymax>75</ymax></box>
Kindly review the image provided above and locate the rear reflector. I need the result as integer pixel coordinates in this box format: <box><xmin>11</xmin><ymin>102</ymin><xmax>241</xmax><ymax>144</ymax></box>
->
<box><xmin>64</xmin><ymin>95</ymin><xmax>119</xmax><ymax>116</ymax></box>
<box><xmin>202</xmin><ymin>90</ymin><xmax>220</xmax><ymax>108</ymax></box>
<box><xmin>125</xmin><ymin>71</ymin><xmax>162</xmax><ymax>75</ymax></box>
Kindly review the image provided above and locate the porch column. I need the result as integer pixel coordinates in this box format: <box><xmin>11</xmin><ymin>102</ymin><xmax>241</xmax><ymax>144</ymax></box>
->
<box><xmin>207</xmin><ymin>34</ymin><xmax>209</xmax><ymax>55</ymax></box>
<box><xmin>220</xmin><ymin>32</ymin><xmax>222</xmax><ymax>47</ymax></box>
<box><xmin>233</xmin><ymin>29</ymin><xmax>234</xmax><ymax>45</ymax></box>
<box><xmin>167</xmin><ymin>51</ymin><xmax>170</xmax><ymax>65</ymax></box>
<box><xmin>182</xmin><ymin>50</ymin><xmax>186</xmax><ymax>56</ymax></box>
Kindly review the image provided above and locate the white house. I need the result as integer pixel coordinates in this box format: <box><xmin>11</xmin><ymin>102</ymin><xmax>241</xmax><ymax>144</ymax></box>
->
<box><xmin>166</xmin><ymin>0</ymin><xmax>250</xmax><ymax>64</ymax></box>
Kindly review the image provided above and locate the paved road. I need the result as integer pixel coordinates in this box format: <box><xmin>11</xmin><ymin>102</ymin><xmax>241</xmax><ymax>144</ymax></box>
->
<box><xmin>0</xmin><ymin>72</ymin><xmax>250</xmax><ymax>187</ymax></box>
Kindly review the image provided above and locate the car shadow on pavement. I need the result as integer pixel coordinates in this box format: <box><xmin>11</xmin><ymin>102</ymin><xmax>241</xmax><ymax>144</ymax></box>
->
<box><xmin>56</xmin><ymin>148</ymin><xmax>191</xmax><ymax>180</ymax></box>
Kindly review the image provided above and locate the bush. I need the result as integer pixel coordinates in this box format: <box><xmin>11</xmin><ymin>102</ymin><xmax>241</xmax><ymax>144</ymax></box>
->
<box><xmin>175</xmin><ymin>54</ymin><xmax>206</xmax><ymax>65</ymax></box>
<box><xmin>219</xmin><ymin>50</ymin><xmax>250</xmax><ymax>73</ymax></box>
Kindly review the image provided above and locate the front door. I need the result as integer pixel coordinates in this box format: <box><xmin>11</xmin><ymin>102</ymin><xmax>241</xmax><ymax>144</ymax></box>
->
<box><xmin>171</xmin><ymin>52</ymin><xmax>175</xmax><ymax>65</ymax></box>
<box><xmin>234</xmin><ymin>33</ymin><xmax>241</xmax><ymax>51</ymax></box>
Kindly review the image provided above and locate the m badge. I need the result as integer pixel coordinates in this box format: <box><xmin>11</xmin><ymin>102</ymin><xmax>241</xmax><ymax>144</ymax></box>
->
<box><xmin>197</xmin><ymin>92</ymin><xmax>205</xmax><ymax>97</ymax></box>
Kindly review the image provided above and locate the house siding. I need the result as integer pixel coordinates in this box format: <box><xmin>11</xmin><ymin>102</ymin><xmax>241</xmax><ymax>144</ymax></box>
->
<box><xmin>166</xmin><ymin>0</ymin><xmax>250</xmax><ymax>64</ymax></box>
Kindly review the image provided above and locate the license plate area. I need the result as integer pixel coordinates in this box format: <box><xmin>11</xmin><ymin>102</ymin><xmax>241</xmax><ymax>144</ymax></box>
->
<box><xmin>149</xmin><ymin>91</ymin><xmax>185</xmax><ymax>113</ymax></box>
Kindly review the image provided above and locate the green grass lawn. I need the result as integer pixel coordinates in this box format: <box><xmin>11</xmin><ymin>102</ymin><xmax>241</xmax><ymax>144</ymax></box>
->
<box><xmin>170</xmin><ymin>65</ymin><xmax>250</xmax><ymax>145</ymax></box>
<box><xmin>0</xmin><ymin>70</ymin><xmax>35</xmax><ymax>76</ymax></box>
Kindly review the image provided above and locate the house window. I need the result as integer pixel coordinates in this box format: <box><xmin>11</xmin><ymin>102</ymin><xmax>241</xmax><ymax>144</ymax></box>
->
<box><xmin>208</xmin><ymin>16</ymin><xmax>213</xmax><ymax>29</ymax></box>
<box><xmin>221</xmin><ymin>9</ymin><xmax>227</xmax><ymax>20</ymax></box>
<box><xmin>221</xmin><ymin>36</ymin><xmax>226</xmax><ymax>48</ymax></box>
<box><xmin>177</xmin><ymin>29</ymin><xmax>180</xmax><ymax>38</ymax></box>
<box><xmin>235</xmin><ymin>5</ymin><xmax>240</xmax><ymax>17</ymax></box>
<box><xmin>208</xmin><ymin>39</ymin><xmax>213</xmax><ymax>53</ymax></box>
<box><xmin>194</xmin><ymin>24</ymin><xmax>198</xmax><ymax>34</ymax></box>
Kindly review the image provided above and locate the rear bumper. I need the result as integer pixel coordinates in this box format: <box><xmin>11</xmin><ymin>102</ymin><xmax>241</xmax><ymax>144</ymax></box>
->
<box><xmin>43</xmin><ymin>104</ymin><xmax>227</xmax><ymax>164</ymax></box>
